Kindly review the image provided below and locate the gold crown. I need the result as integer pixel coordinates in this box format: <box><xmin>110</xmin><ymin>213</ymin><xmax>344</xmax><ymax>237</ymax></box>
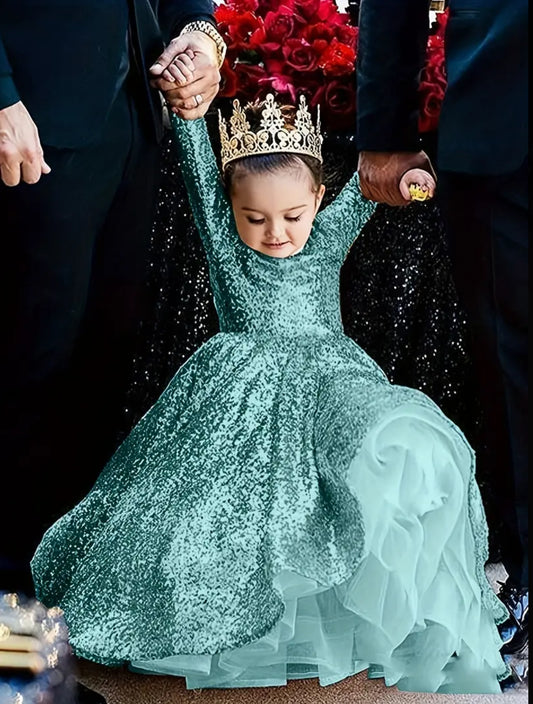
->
<box><xmin>218</xmin><ymin>93</ymin><xmax>323</xmax><ymax>170</ymax></box>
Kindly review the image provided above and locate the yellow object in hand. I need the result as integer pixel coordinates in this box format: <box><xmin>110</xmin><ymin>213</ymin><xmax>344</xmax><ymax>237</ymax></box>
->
<box><xmin>409</xmin><ymin>184</ymin><xmax>431</xmax><ymax>202</ymax></box>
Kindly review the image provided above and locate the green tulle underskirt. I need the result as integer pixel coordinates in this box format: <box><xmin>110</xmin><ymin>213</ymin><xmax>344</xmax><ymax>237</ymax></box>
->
<box><xmin>130</xmin><ymin>406</ymin><xmax>508</xmax><ymax>694</ymax></box>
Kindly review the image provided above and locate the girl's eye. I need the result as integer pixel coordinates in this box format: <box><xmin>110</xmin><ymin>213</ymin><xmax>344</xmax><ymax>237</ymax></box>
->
<box><xmin>247</xmin><ymin>217</ymin><xmax>265</xmax><ymax>225</ymax></box>
<box><xmin>286</xmin><ymin>215</ymin><xmax>302</xmax><ymax>222</ymax></box>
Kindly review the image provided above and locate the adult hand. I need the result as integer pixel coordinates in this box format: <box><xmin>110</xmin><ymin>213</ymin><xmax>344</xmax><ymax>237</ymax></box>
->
<box><xmin>149</xmin><ymin>32</ymin><xmax>221</xmax><ymax>120</ymax></box>
<box><xmin>357</xmin><ymin>151</ymin><xmax>435</xmax><ymax>206</ymax></box>
<box><xmin>0</xmin><ymin>101</ymin><xmax>51</xmax><ymax>187</ymax></box>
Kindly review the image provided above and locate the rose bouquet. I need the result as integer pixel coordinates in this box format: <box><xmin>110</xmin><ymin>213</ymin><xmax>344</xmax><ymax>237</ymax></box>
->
<box><xmin>215</xmin><ymin>0</ymin><xmax>449</xmax><ymax>135</ymax></box>
<box><xmin>214</xmin><ymin>0</ymin><xmax>358</xmax><ymax>131</ymax></box>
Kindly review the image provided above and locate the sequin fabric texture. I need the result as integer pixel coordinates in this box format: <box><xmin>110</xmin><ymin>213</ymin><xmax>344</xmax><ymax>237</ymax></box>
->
<box><xmin>31</xmin><ymin>117</ymin><xmax>508</xmax><ymax>694</ymax></box>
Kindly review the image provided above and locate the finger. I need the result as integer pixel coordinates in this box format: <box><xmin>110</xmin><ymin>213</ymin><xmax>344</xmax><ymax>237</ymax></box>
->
<box><xmin>174</xmin><ymin>94</ymin><xmax>204</xmax><ymax>111</ymax></box>
<box><xmin>0</xmin><ymin>157</ymin><xmax>22</xmax><ymax>187</ymax></box>
<box><xmin>160</xmin><ymin>68</ymin><xmax>176</xmax><ymax>83</ymax></box>
<box><xmin>399</xmin><ymin>179</ymin><xmax>413</xmax><ymax>201</ymax></box>
<box><xmin>389</xmin><ymin>192</ymin><xmax>410</xmax><ymax>206</ymax></box>
<box><xmin>382</xmin><ymin>188</ymin><xmax>408</xmax><ymax>207</ymax></box>
<box><xmin>167</xmin><ymin>64</ymin><xmax>190</xmax><ymax>85</ymax></box>
<box><xmin>168</xmin><ymin>83</ymin><xmax>220</xmax><ymax>114</ymax></box>
<box><xmin>171</xmin><ymin>94</ymin><xmax>211</xmax><ymax>119</ymax></box>
<box><xmin>425</xmin><ymin>174</ymin><xmax>437</xmax><ymax>195</ymax></box>
<box><xmin>359</xmin><ymin>178</ymin><xmax>405</xmax><ymax>206</ymax></box>
<box><xmin>149</xmin><ymin>36</ymin><xmax>190</xmax><ymax>75</ymax></box>
<box><xmin>168</xmin><ymin>60</ymin><xmax>194</xmax><ymax>85</ymax></box>
<box><xmin>150</xmin><ymin>76</ymin><xmax>178</xmax><ymax>93</ymax></box>
<box><xmin>168</xmin><ymin>72</ymin><xmax>219</xmax><ymax>103</ymax></box>
<box><xmin>358</xmin><ymin>180</ymin><xmax>373</xmax><ymax>201</ymax></box>
<box><xmin>21</xmin><ymin>157</ymin><xmax>43</xmax><ymax>185</ymax></box>
<box><xmin>175</xmin><ymin>52</ymin><xmax>195</xmax><ymax>72</ymax></box>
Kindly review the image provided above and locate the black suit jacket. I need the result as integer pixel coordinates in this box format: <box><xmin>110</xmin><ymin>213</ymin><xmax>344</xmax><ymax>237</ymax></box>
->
<box><xmin>0</xmin><ymin>0</ymin><xmax>215</xmax><ymax>147</ymax></box>
<box><xmin>356</xmin><ymin>0</ymin><xmax>528</xmax><ymax>174</ymax></box>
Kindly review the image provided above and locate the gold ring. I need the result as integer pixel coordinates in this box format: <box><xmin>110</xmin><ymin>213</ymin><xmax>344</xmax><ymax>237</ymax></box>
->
<box><xmin>409</xmin><ymin>184</ymin><xmax>431</xmax><ymax>202</ymax></box>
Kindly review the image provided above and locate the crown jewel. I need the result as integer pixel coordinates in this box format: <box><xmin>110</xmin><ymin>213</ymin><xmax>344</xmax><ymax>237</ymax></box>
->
<box><xmin>218</xmin><ymin>93</ymin><xmax>323</xmax><ymax>170</ymax></box>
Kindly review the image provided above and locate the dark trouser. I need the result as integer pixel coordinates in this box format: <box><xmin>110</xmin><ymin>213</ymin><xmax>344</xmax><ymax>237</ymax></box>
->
<box><xmin>437</xmin><ymin>158</ymin><xmax>528</xmax><ymax>587</ymax></box>
<box><xmin>0</xmin><ymin>85</ymin><xmax>161</xmax><ymax>595</ymax></box>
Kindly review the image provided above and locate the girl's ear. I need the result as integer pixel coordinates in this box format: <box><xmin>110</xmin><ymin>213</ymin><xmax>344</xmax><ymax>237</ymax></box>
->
<box><xmin>315</xmin><ymin>184</ymin><xmax>326</xmax><ymax>212</ymax></box>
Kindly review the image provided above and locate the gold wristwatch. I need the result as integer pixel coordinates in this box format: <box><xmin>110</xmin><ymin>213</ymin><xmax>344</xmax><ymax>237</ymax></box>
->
<box><xmin>180</xmin><ymin>21</ymin><xmax>227</xmax><ymax>68</ymax></box>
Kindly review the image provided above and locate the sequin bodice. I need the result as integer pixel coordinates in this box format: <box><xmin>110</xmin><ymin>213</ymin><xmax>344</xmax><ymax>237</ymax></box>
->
<box><xmin>213</xmin><ymin>246</ymin><xmax>345</xmax><ymax>338</ymax></box>
<box><xmin>172</xmin><ymin>117</ymin><xmax>375</xmax><ymax>341</ymax></box>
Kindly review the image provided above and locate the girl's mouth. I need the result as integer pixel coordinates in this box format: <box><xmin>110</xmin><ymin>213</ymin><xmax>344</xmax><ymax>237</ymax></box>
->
<box><xmin>264</xmin><ymin>241</ymin><xmax>290</xmax><ymax>248</ymax></box>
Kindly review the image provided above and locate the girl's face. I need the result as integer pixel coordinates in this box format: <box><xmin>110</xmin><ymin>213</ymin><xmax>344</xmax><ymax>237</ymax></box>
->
<box><xmin>230</xmin><ymin>166</ymin><xmax>325</xmax><ymax>259</ymax></box>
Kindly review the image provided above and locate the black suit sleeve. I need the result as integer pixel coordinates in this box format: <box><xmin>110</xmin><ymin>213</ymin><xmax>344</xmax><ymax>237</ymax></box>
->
<box><xmin>0</xmin><ymin>30</ymin><xmax>20</xmax><ymax>110</ymax></box>
<box><xmin>356</xmin><ymin>0</ymin><xmax>430</xmax><ymax>152</ymax></box>
<box><xmin>158</xmin><ymin>0</ymin><xmax>216</xmax><ymax>43</ymax></box>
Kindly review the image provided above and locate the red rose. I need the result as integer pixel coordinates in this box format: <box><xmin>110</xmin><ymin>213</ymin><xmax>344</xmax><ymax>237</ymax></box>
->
<box><xmin>214</xmin><ymin>6</ymin><xmax>239</xmax><ymax>23</ymax></box>
<box><xmin>263</xmin><ymin>8</ymin><xmax>303</xmax><ymax>43</ymax></box>
<box><xmin>303</xmin><ymin>21</ymin><xmax>335</xmax><ymax>43</ymax></box>
<box><xmin>294</xmin><ymin>0</ymin><xmax>321</xmax><ymax>21</ymax></box>
<box><xmin>312</xmin><ymin>79</ymin><xmax>356</xmax><ymax>131</ymax></box>
<box><xmin>232</xmin><ymin>63</ymin><xmax>270</xmax><ymax>101</ymax></box>
<box><xmin>315</xmin><ymin>1</ymin><xmax>349</xmax><ymax>25</ymax></box>
<box><xmin>424</xmin><ymin>51</ymin><xmax>447</xmax><ymax>89</ymax></box>
<box><xmin>418</xmin><ymin>41</ymin><xmax>447</xmax><ymax>132</ymax></box>
<box><xmin>257</xmin><ymin>0</ymin><xmax>295</xmax><ymax>13</ymax></box>
<box><xmin>335</xmin><ymin>24</ymin><xmax>358</xmax><ymax>51</ymax></box>
<box><xmin>317</xmin><ymin>38</ymin><xmax>356</xmax><ymax>77</ymax></box>
<box><xmin>222</xmin><ymin>10</ymin><xmax>266</xmax><ymax>50</ymax></box>
<box><xmin>418</xmin><ymin>80</ymin><xmax>446</xmax><ymax>132</ymax></box>
<box><xmin>282</xmin><ymin>38</ymin><xmax>320</xmax><ymax>72</ymax></box>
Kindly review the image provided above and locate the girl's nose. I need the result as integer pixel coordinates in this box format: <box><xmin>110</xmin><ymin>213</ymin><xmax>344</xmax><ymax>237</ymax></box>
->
<box><xmin>266</xmin><ymin>221</ymin><xmax>284</xmax><ymax>239</ymax></box>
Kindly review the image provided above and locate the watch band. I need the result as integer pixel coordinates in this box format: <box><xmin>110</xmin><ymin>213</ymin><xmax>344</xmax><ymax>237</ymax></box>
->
<box><xmin>180</xmin><ymin>21</ymin><xmax>227</xmax><ymax>69</ymax></box>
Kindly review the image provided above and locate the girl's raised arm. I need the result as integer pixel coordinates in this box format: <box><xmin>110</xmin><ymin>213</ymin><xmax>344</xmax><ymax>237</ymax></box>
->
<box><xmin>315</xmin><ymin>172</ymin><xmax>376</xmax><ymax>259</ymax></box>
<box><xmin>171</xmin><ymin>114</ymin><xmax>233</xmax><ymax>256</ymax></box>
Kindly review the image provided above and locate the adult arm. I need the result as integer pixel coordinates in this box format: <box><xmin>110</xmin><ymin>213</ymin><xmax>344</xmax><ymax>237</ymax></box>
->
<box><xmin>0</xmin><ymin>32</ymin><xmax>50</xmax><ymax>186</ymax></box>
<box><xmin>356</xmin><ymin>0</ymin><xmax>434</xmax><ymax>205</ymax></box>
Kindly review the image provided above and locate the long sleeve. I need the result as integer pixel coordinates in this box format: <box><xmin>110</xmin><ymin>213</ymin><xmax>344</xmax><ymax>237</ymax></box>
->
<box><xmin>314</xmin><ymin>173</ymin><xmax>376</xmax><ymax>259</ymax></box>
<box><xmin>356</xmin><ymin>0</ymin><xmax>429</xmax><ymax>152</ymax></box>
<box><xmin>0</xmin><ymin>30</ymin><xmax>20</xmax><ymax>110</ymax></box>
<box><xmin>171</xmin><ymin>114</ymin><xmax>234</xmax><ymax>259</ymax></box>
<box><xmin>159</xmin><ymin>0</ymin><xmax>216</xmax><ymax>43</ymax></box>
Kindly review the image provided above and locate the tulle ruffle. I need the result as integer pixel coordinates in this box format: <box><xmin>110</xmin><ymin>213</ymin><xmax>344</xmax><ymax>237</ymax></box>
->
<box><xmin>131</xmin><ymin>404</ymin><xmax>509</xmax><ymax>694</ymax></box>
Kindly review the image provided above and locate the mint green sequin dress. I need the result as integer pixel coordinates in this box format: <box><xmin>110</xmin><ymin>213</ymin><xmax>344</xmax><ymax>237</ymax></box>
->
<box><xmin>31</xmin><ymin>116</ymin><xmax>509</xmax><ymax>694</ymax></box>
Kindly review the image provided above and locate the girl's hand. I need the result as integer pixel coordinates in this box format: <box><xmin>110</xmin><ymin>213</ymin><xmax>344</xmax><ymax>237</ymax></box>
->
<box><xmin>399</xmin><ymin>168</ymin><xmax>436</xmax><ymax>203</ymax></box>
<box><xmin>151</xmin><ymin>45</ymin><xmax>220</xmax><ymax>120</ymax></box>
<box><xmin>153</xmin><ymin>49</ymin><xmax>195</xmax><ymax>87</ymax></box>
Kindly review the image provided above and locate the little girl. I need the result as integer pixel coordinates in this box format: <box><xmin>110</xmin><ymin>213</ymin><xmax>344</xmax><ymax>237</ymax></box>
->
<box><xmin>31</xmin><ymin>93</ymin><xmax>509</xmax><ymax>694</ymax></box>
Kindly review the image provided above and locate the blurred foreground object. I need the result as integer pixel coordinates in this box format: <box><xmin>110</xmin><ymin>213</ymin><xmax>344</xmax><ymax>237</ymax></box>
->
<box><xmin>0</xmin><ymin>592</ymin><xmax>76</xmax><ymax>704</ymax></box>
